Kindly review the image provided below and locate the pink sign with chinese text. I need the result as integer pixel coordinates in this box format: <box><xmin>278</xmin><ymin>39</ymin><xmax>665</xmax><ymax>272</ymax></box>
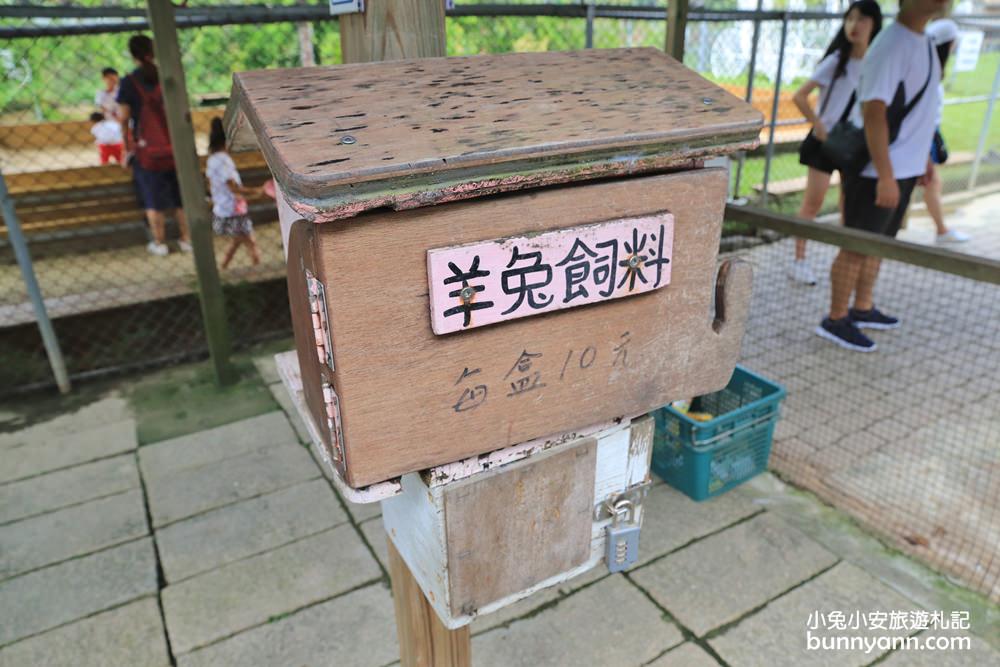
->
<box><xmin>427</xmin><ymin>213</ymin><xmax>674</xmax><ymax>335</ymax></box>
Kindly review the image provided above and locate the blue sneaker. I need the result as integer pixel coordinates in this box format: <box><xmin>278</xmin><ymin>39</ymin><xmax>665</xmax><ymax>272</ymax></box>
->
<box><xmin>849</xmin><ymin>307</ymin><xmax>900</xmax><ymax>330</ymax></box>
<box><xmin>815</xmin><ymin>317</ymin><xmax>877</xmax><ymax>352</ymax></box>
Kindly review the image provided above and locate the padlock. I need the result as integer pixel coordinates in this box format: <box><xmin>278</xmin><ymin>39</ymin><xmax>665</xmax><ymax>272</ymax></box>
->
<box><xmin>605</xmin><ymin>498</ymin><xmax>641</xmax><ymax>573</ymax></box>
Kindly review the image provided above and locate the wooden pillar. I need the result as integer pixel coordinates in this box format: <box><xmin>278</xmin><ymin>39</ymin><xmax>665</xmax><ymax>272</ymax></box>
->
<box><xmin>297</xmin><ymin>22</ymin><xmax>317</xmax><ymax>67</ymax></box>
<box><xmin>340</xmin><ymin>0</ymin><xmax>446</xmax><ymax>63</ymax></box>
<box><xmin>342</xmin><ymin>3</ymin><xmax>457</xmax><ymax>662</ymax></box>
<box><xmin>666</xmin><ymin>0</ymin><xmax>689</xmax><ymax>62</ymax></box>
<box><xmin>145</xmin><ymin>0</ymin><xmax>235</xmax><ymax>385</ymax></box>
<box><xmin>388</xmin><ymin>539</ymin><xmax>471</xmax><ymax>667</ymax></box>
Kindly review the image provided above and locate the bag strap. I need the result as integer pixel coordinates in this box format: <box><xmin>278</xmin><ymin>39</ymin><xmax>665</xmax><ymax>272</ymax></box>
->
<box><xmin>818</xmin><ymin>71</ymin><xmax>837</xmax><ymax>116</ymax></box>
<box><xmin>837</xmin><ymin>90</ymin><xmax>856</xmax><ymax>125</ymax></box>
<box><xmin>900</xmin><ymin>40</ymin><xmax>934</xmax><ymax>123</ymax></box>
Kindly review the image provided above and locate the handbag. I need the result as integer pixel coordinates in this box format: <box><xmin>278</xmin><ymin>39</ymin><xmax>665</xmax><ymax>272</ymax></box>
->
<box><xmin>797</xmin><ymin>74</ymin><xmax>838</xmax><ymax>168</ymax></box>
<box><xmin>822</xmin><ymin>41</ymin><xmax>934</xmax><ymax>174</ymax></box>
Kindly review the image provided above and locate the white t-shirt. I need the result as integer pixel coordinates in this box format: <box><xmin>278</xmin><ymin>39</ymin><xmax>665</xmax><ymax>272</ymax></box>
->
<box><xmin>856</xmin><ymin>22</ymin><xmax>941</xmax><ymax>179</ymax></box>
<box><xmin>91</xmin><ymin>120</ymin><xmax>123</xmax><ymax>146</ymax></box>
<box><xmin>809</xmin><ymin>53</ymin><xmax>862</xmax><ymax>133</ymax></box>
<box><xmin>95</xmin><ymin>88</ymin><xmax>119</xmax><ymax>120</ymax></box>
<box><xmin>206</xmin><ymin>152</ymin><xmax>242</xmax><ymax>218</ymax></box>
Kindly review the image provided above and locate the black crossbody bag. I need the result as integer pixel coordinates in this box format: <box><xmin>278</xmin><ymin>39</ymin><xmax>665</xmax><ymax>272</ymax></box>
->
<box><xmin>797</xmin><ymin>73</ymin><xmax>840</xmax><ymax>168</ymax></box>
<box><xmin>822</xmin><ymin>41</ymin><xmax>934</xmax><ymax>174</ymax></box>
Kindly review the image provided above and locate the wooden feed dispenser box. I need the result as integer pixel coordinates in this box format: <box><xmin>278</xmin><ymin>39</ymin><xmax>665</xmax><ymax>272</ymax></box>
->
<box><xmin>229</xmin><ymin>48</ymin><xmax>762</xmax><ymax>628</ymax></box>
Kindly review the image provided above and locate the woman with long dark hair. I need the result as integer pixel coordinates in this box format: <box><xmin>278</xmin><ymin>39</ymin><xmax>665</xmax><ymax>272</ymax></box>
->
<box><xmin>789</xmin><ymin>0</ymin><xmax>882</xmax><ymax>285</ymax></box>
<box><xmin>117</xmin><ymin>34</ymin><xmax>191</xmax><ymax>257</ymax></box>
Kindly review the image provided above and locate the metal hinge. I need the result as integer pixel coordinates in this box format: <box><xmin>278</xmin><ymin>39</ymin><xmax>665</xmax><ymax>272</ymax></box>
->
<box><xmin>305</xmin><ymin>270</ymin><xmax>335</xmax><ymax>372</ymax></box>
<box><xmin>321</xmin><ymin>381</ymin><xmax>345</xmax><ymax>463</ymax></box>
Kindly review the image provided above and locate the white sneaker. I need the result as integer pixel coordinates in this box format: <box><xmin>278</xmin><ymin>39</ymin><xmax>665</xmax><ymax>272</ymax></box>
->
<box><xmin>788</xmin><ymin>259</ymin><xmax>817</xmax><ymax>286</ymax></box>
<box><xmin>146</xmin><ymin>241</ymin><xmax>169</xmax><ymax>257</ymax></box>
<box><xmin>178</xmin><ymin>240</ymin><xmax>193</xmax><ymax>253</ymax></box>
<box><xmin>935</xmin><ymin>229</ymin><xmax>970</xmax><ymax>244</ymax></box>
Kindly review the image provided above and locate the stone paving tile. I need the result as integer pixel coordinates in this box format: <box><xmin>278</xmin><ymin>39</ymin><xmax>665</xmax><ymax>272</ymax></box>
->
<box><xmin>708</xmin><ymin>562</ymin><xmax>920</xmax><ymax>667</ymax></box>
<box><xmin>0</xmin><ymin>596</ymin><xmax>169</xmax><ymax>667</ymax></box>
<box><xmin>0</xmin><ymin>490</ymin><xmax>147</xmax><ymax>580</ymax></box>
<box><xmin>630</xmin><ymin>512</ymin><xmax>838</xmax><ymax>637</ymax></box>
<box><xmin>177</xmin><ymin>583</ymin><xmax>398</xmax><ymax>667</ymax></box>
<box><xmin>0</xmin><ymin>537</ymin><xmax>157</xmax><ymax>646</ymax></box>
<box><xmin>253</xmin><ymin>355</ymin><xmax>281</xmax><ymax>385</ymax></box>
<box><xmin>0</xmin><ymin>396</ymin><xmax>131</xmax><ymax>449</ymax></box>
<box><xmin>879</xmin><ymin>629</ymin><xmax>1000</xmax><ymax>666</ymax></box>
<box><xmin>470</xmin><ymin>585</ymin><xmax>563</xmax><ymax>636</ymax></box>
<box><xmin>268</xmin><ymin>382</ymin><xmax>310</xmax><ymax>444</ymax></box>
<box><xmin>162</xmin><ymin>524</ymin><xmax>381</xmax><ymax>655</ymax></box>
<box><xmin>145</xmin><ymin>443</ymin><xmax>320</xmax><ymax>528</ymax></box>
<box><xmin>139</xmin><ymin>412</ymin><xmax>297</xmax><ymax>482</ymax></box>
<box><xmin>157</xmin><ymin>479</ymin><xmax>347</xmax><ymax>583</ymax></box>
<box><xmin>646</xmin><ymin>642</ymin><xmax>721</xmax><ymax>667</ymax></box>
<box><xmin>342</xmin><ymin>493</ymin><xmax>382</xmax><ymax>524</ymax></box>
<box><xmin>0</xmin><ymin>454</ymin><xmax>138</xmax><ymax>525</ymax></box>
<box><xmin>629</xmin><ymin>482</ymin><xmax>761</xmax><ymax>568</ymax></box>
<box><xmin>473</xmin><ymin>576</ymin><xmax>683</xmax><ymax>667</ymax></box>
<box><xmin>359</xmin><ymin>516</ymin><xmax>388</xmax><ymax>572</ymax></box>
<box><xmin>0</xmin><ymin>419</ymin><xmax>137</xmax><ymax>484</ymax></box>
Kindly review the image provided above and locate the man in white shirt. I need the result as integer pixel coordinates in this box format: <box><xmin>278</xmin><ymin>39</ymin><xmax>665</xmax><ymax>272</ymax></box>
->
<box><xmin>817</xmin><ymin>0</ymin><xmax>950</xmax><ymax>353</ymax></box>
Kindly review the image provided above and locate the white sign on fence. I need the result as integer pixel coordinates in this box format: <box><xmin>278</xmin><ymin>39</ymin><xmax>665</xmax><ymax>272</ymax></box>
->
<box><xmin>954</xmin><ymin>30</ymin><xmax>984</xmax><ymax>73</ymax></box>
<box><xmin>329</xmin><ymin>0</ymin><xmax>364</xmax><ymax>17</ymax></box>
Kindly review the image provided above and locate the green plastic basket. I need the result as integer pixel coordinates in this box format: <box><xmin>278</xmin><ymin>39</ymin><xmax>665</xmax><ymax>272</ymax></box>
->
<box><xmin>651</xmin><ymin>366</ymin><xmax>786</xmax><ymax>501</ymax></box>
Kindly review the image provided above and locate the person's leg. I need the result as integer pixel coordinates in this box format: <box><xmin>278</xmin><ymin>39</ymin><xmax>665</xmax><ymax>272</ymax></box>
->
<box><xmin>147</xmin><ymin>209</ymin><xmax>166</xmax><ymax>244</ymax></box>
<box><xmin>925</xmin><ymin>166</ymin><xmax>947</xmax><ymax>236</ymax></box>
<box><xmin>174</xmin><ymin>208</ymin><xmax>191</xmax><ymax>245</ymax></box>
<box><xmin>829</xmin><ymin>250</ymin><xmax>865</xmax><ymax>320</ymax></box>
<box><xmin>244</xmin><ymin>232</ymin><xmax>261</xmax><ymax>265</ymax></box>
<box><xmin>815</xmin><ymin>173</ymin><xmax>884</xmax><ymax>351</ymax></box>
<box><xmin>849</xmin><ymin>177</ymin><xmax>918</xmax><ymax>331</ymax></box>
<box><xmin>853</xmin><ymin>256</ymin><xmax>881</xmax><ymax>312</ymax></box>
<box><xmin>221</xmin><ymin>237</ymin><xmax>240</xmax><ymax>269</ymax></box>
<box><xmin>166</xmin><ymin>171</ymin><xmax>191</xmax><ymax>246</ymax></box>
<box><xmin>790</xmin><ymin>168</ymin><xmax>831</xmax><ymax>284</ymax></box>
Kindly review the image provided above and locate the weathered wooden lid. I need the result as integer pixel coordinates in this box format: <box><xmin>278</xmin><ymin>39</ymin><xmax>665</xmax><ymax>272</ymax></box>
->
<box><xmin>225</xmin><ymin>48</ymin><xmax>762</xmax><ymax>222</ymax></box>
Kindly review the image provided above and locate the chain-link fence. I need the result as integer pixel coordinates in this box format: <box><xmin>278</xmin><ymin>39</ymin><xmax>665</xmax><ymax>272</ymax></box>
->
<box><xmin>726</xmin><ymin>200</ymin><xmax>1000</xmax><ymax>604</ymax></box>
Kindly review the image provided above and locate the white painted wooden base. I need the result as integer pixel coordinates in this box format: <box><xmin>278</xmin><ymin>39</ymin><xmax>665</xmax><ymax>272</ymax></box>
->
<box><xmin>383</xmin><ymin>416</ymin><xmax>653</xmax><ymax>629</ymax></box>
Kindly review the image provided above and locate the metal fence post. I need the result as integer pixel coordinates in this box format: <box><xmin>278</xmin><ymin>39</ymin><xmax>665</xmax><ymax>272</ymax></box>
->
<box><xmin>585</xmin><ymin>1</ymin><xmax>595</xmax><ymax>49</ymax></box>
<box><xmin>759</xmin><ymin>11</ymin><xmax>789</xmax><ymax>202</ymax></box>
<box><xmin>968</xmin><ymin>55</ymin><xmax>1000</xmax><ymax>190</ymax></box>
<box><xmin>0</xmin><ymin>171</ymin><xmax>71</xmax><ymax>394</ymax></box>
<box><xmin>732</xmin><ymin>0</ymin><xmax>765</xmax><ymax>200</ymax></box>
<box><xmin>146</xmin><ymin>0</ymin><xmax>237</xmax><ymax>386</ymax></box>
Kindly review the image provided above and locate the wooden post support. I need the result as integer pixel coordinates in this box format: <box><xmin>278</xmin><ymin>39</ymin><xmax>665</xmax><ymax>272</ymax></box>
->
<box><xmin>388</xmin><ymin>538</ymin><xmax>471</xmax><ymax>667</ymax></box>
<box><xmin>666</xmin><ymin>0</ymin><xmax>689</xmax><ymax>61</ymax></box>
<box><xmin>341</xmin><ymin>4</ymin><xmax>458</xmax><ymax>662</ymax></box>
<box><xmin>145</xmin><ymin>0</ymin><xmax>236</xmax><ymax>386</ymax></box>
<box><xmin>340</xmin><ymin>0</ymin><xmax>446</xmax><ymax>63</ymax></box>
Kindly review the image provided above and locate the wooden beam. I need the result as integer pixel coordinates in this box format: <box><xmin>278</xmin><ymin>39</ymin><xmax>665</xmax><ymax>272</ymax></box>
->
<box><xmin>666</xmin><ymin>0</ymin><xmax>689</xmax><ymax>61</ymax></box>
<box><xmin>145</xmin><ymin>0</ymin><xmax>235</xmax><ymax>385</ymax></box>
<box><xmin>388</xmin><ymin>538</ymin><xmax>471</xmax><ymax>667</ymax></box>
<box><xmin>725</xmin><ymin>204</ymin><xmax>1000</xmax><ymax>286</ymax></box>
<box><xmin>340</xmin><ymin>0</ymin><xmax>446</xmax><ymax>64</ymax></box>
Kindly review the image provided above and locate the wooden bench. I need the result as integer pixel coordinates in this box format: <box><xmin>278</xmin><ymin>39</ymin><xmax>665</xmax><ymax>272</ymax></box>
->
<box><xmin>1</xmin><ymin>151</ymin><xmax>273</xmax><ymax>238</ymax></box>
